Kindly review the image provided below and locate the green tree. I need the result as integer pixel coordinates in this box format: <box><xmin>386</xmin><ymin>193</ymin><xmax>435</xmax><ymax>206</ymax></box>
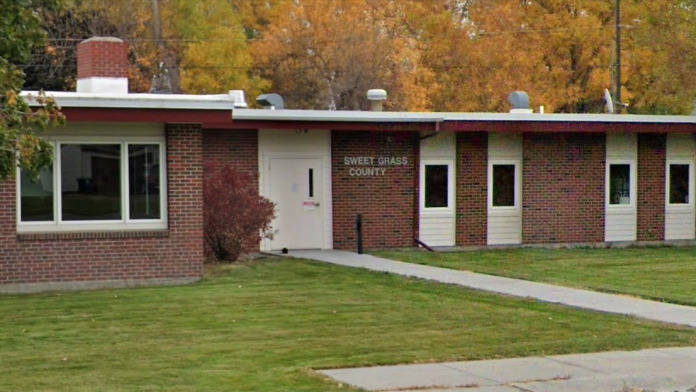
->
<box><xmin>1</xmin><ymin>0</ymin><xmax>64</xmax><ymax>181</ymax></box>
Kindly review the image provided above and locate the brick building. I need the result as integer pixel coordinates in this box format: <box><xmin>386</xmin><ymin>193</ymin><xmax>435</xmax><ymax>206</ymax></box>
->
<box><xmin>3</xmin><ymin>36</ymin><xmax>696</xmax><ymax>292</ymax></box>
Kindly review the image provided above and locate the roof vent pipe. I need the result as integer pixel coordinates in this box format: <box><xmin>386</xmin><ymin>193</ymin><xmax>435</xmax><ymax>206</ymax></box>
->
<box><xmin>256</xmin><ymin>93</ymin><xmax>284</xmax><ymax>110</ymax></box>
<box><xmin>508</xmin><ymin>91</ymin><xmax>533</xmax><ymax>113</ymax></box>
<box><xmin>367</xmin><ymin>89</ymin><xmax>387</xmax><ymax>111</ymax></box>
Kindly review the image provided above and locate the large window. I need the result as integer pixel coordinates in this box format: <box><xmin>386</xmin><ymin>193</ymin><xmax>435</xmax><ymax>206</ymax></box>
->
<box><xmin>608</xmin><ymin>163</ymin><xmax>631</xmax><ymax>205</ymax></box>
<box><xmin>668</xmin><ymin>162</ymin><xmax>692</xmax><ymax>205</ymax></box>
<box><xmin>18</xmin><ymin>139</ymin><xmax>166</xmax><ymax>232</ymax></box>
<box><xmin>489</xmin><ymin>162</ymin><xmax>519</xmax><ymax>208</ymax></box>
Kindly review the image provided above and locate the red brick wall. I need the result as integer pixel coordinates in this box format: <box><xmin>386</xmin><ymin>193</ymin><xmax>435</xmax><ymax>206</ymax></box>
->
<box><xmin>637</xmin><ymin>133</ymin><xmax>666</xmax><ymax>241</ymax></box>
<box><xmin>201</xmin><ymin>129</ymin><xmax>259</xmax><ymax>256</ymax></box>
<box><xmin>522</xmin><ymin>133</ymin><xmax>605</xmax><ymax>243</ymax></box>
<box><xmin>332</xmin><ymin>131</ymin><xmax>418</xmax><ymax>249</ymax></box>
<box><xmin>0</xmin><ymin>124</ymin><xmax>204</xmax><ymax>289</ymax></box>
<box><xmin>202</xmin><ymin>129</ymin><xmax>258</xmax><ymax>186</ymax></box>
<box><xmin>456</xmin><ymin>132</ymin><xmax>487</xmax><ymax>246</ymax></box>
<box><xmin>77</xmin><ymin>38</ymin><xmax>128</xmax><ymax>79</ymax></box>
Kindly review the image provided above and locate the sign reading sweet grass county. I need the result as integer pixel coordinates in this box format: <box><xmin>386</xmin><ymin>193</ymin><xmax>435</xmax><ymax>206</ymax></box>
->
<box><xmin>343</xmin><ymin>156</ymin><xmax>409</xmax><ymax>176</ymax></box>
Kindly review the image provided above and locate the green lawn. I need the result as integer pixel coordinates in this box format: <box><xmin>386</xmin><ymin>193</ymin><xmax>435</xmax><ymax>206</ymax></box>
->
<box><xmin>3</xmin><ymin>258</ymin><xmax>696</xmax><ymax>391</ymax></box>
<box><xmin>374</xmin><ymin>246</ymin><xmax>696</xmax><ymax>305</ymax></box>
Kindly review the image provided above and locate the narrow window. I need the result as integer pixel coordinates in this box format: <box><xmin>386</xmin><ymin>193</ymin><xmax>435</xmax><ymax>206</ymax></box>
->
<box><xmin>308</xmin><ymin>168</ymin><xmax>314</xmax><ymax>198</ymax></box>
<box><xmin>424</xmin><ymin>164</ymin><xmax>449</xmax><ymax>208</ymax></box>
<box><xmin>609</xmin><ymin>164</ymin><xmax>631</xmax><ymax>205</ymax></box>
<box><xmin>61</xmin><ymin>144</ymin><xmax>122</xmax><ymax>221</ymax></box>
<box><xmin>20</xmin><ymin>166</ymin><xmax>54</xmax><ymax>222</ymax></box>
<box><xmin>129</xmin><ymin>144</ymin><xmax>161</xmax><ymax>219</ymax></box>
<box><xmin>492</xmin><ymin>164</ymin><xmax>515</xmax><ymax>207</ymax></box>
<box><xmin>669</xmin><ymin>164</ymin><xmax>690</xmax><ymax>204</ymax></box>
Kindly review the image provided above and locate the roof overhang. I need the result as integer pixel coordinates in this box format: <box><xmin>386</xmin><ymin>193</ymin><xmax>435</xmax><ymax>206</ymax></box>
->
<box><xmin>21</xmin><ymin>91</ymin><xmax>234</xmax><ymax>127</ymax></box>
<box><xmin>227</xmin><ymin>109</ymin><xmax>696</xmax><ymax>133</ymax></box>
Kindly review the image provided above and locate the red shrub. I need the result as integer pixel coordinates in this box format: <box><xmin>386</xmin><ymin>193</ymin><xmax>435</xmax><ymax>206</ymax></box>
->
<box><xmin>203</xmin><ymin>161</ymin><xmax>275</xmax><ymax>262</ymax></box>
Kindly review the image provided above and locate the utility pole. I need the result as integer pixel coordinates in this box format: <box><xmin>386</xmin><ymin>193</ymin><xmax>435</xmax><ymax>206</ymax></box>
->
<box><xmin>614</xmin><ymin>0</ymin><xmax>621</xmax><ymax>110</ymax></box>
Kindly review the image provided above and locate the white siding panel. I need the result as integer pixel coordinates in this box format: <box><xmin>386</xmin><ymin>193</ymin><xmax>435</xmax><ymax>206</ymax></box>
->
<box><xmin>488</xmin><ymin>133</ymin><xmax>522</xmax><ymax>245</ymax></box>
<box><xmin>421</xmin><ymin>132</ymin><xmax>455</xmax><ymax>158</ymax></box>
<box><xmin>419</xmin><ymin>132</ymin><xmax>456</xmax><ymax>246</ymax></box>
<box><xmin>665</xmin><ymin>134</ymin><xmax>695</xmax><ymax>240</ymax></box>
<box><xmin>605</xmin><ymin>211</ymin><xmax>637</xmax><ymax>242</ymax></box>
<box><xmin>488</xmin><ymin>214</ymin><xmax>522</xmax><ymax>245</ymax></box>
<box><xmin>666</xmin><ymin>211</ymin><xmax>696</xmax><ymax>240</ymax></box>
<box><xmin>666</xmin><ymin>134</ymin><xmax>695</xmax><ymax>159</ymax></box>
<box><xmin>419</xmin><ymin>215</ymin><xmax>455</xmax><ymax>246</ymax></box>
<box><xmin>605</xmin><ymin>133</ymin><xmax>637</xmax><ymax>242</ymax></box>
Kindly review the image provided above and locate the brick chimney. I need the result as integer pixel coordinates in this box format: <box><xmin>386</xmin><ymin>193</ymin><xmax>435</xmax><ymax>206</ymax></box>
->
<box><xmin>76</xmin><ymin>37</ymin><xmax>129</xmax><ymax>94</ymax></box>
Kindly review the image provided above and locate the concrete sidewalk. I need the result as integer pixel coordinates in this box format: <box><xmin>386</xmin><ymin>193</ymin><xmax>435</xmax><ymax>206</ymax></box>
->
<box><xmin>318</xmin><ymin>347</ymin><xmax>696</xmax><ymax>392</ymax></box>
<box><xmin>288</xmin><ymin>250</ymin><xmax>696</xmax><ymax>392</ymax></box>
<box><xmin>289</xmin><ymin>249</ymin><xmax>696</xmax><ymax>328</ymax></box>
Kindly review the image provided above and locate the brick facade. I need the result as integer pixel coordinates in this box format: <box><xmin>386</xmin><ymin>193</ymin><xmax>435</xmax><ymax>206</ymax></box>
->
<box><xmin>202</xmin><ymin>129</ymin><xmax>259</xmax><ymax>256</ymax></box>
<box><xmin>202</xmin><ymin>129</ymin><xmax>258</xmax><ymax>185</ymax></box>
<box><xmin>0</xmin><ymin>124</ymin><xmax>204</xmax><ymax>291</ymax></box>
<box><xmin>332</xmin><ymin>131</ymin><xmax>418</xmax><ymax>250</ymax></box>
<box><xmin>637</xmin><ymin>133</ymin><xmax>666</xmax><ymax>241</ymax></box>
<box><xmin>522</xmin><ymin>133</ymin><xmax>605</xmax><ymax>243</ymax></box>
<box><xmin>456</xmin><ymin>132</ymin><xmax>488</xmax><ymax>246</ymax></box>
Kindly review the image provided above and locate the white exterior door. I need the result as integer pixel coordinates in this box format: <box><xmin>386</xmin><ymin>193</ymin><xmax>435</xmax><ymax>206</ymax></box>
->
<box><xmin>269</xmin><ymin>157</ymin><xmax>324</xmax><ymax>249</ymax></box>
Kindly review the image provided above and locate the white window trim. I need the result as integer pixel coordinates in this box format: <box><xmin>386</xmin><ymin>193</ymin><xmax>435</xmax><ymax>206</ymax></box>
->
<box><xmin>666</xmin><ymin>159</ymin><xmax>695</xmax><ymax>208</ymax></box>
<box><xmin>420</xmin><ymin>159</ymin><xmax>455</xmax><ymax>213</ymax></box>
<box><xmin>488</xmin><ymin>159</ymin><xmax>521</xmax><ymax>213</ymax></box>
<box><xmin>17</xmin><ymin>137</ymin><xmax>167</xmax><ymax>233</ymax></box>
<box><xmin>606</xmin><ymin>160</ymin><xmax>637</xmax><ymax>210</ymax></box>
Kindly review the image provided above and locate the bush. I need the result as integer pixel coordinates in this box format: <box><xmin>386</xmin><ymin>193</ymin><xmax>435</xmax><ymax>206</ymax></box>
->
<box><xmin>203</xmin><ymin>161</ymin><xmax>275</xmax><ymax>262</ymax></box>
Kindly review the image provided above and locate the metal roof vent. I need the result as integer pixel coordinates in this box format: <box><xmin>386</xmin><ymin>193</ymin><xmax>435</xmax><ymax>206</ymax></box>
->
<box><xmin>508</xmin><ymin>91</ymin><xmax>533</xmax><ymax>113</ymax></box>
<box><xmin>256</xmin><ymin>93</ymin><xmax>284</xmax><ymax>110</ymax></box>
<box><xmin>367</xmin><ymin>89</ymin><xmax>387</xmax><ymax>111</ymax></box>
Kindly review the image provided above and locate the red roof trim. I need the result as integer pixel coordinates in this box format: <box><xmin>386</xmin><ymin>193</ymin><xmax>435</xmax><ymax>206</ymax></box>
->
<box><xmin>440</xmin><ymin>121</ymin><xmax>696</xmax><ymax>133</ymax></box>
<box><xmin>61</xmin><ymin>107</ymin><xmax>232</xmax><ymax>126</ymax></box>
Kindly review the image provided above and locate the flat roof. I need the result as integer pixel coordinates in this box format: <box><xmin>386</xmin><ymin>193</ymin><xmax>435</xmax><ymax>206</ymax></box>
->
<box><xmin>234</xmin><ymin>108</ymin><xmax>696</xmax><ymax>125</ymax></box>
<box><xmin>21</xmin><ymin>91</ymin><xmax>236</xmax><ymax>111</ymax></box>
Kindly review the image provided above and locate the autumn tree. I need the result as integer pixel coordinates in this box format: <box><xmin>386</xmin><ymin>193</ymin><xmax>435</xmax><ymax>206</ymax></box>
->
<box><xmin>251</xmin><ymin>0</ymin><xmax>433</xmax><ymax>110</ymax></box>
<box><xmin>1</xmin><ymin>0</ymin><xmax>65</xmax><ymax>181</ymax></box>
<box><xmin>623</xmin><ymin>1</ymin><xmax>696</xmax><ymax>114</ymax></box>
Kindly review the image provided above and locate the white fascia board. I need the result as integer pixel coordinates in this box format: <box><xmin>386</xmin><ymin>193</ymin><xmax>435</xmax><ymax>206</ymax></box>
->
<box><xmin>21</xmin><ymin>91</ymin><xmax>235</xmax><ymax>111</ymax></box>
<box><xmin>443</xmin><ymin>112</ymin><xmax>696</xmax><ymax>125</ymax></box>
<box><xmin>233</xmin><ymin>109</ymin><xmax>445</xmax><ymax>123</ymax></box>
<box><xmin>235</xmin><ymin>109</ymin><xmax>696</xmax><ymax>125</ymax></box>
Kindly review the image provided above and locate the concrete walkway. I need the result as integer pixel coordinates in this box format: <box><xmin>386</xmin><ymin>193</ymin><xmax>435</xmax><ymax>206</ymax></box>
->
<box><xmin>287</xmin><ymin>250</ymin><xmax>696</xmax><ymax>392</ymax></box>
<box><xmin>290</xmin><ymin>250</ymin><xmax>696</xmax><ymax>328</ymax></box>
<box><xmin>319</xmin><ymin>347</ymin><xmax>696</xmax><ymax>392</ymax></box>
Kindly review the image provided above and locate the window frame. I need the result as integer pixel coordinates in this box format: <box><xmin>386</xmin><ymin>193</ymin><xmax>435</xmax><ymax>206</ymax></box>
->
<box><xmin>605</xmin><ymin>160</ymin><xmax>637</xmax><ymax>209</ymax></box>
<box><xmin>488</xmin><ymin>159</ymin><xmax>521</xmax><ymax>211</ymax></box>
<box><xmin>16</xmin><ymin>136</ymin><xmax>167</xmax><ymax>233</ymax></box>
<box><xmin>666</xmin><ymin>159</ymin><xmax>694</xmax><ymax>207</ymax></box>
<box><xmin>419</xmin><ymin>159</ymin><xmax>455</xmax><ymax>213</ymax></box>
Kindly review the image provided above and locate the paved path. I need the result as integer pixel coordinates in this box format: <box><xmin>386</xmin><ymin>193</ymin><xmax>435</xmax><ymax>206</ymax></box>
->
<box><xmin>287</xmin><ymin>250</ymin><xmax>696</xmax><ymax>392</ymax></box>
<box><xmin>319</xmin><ymin>347</ymin><xmax>696</xmax><ymax>392</ymax></box>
